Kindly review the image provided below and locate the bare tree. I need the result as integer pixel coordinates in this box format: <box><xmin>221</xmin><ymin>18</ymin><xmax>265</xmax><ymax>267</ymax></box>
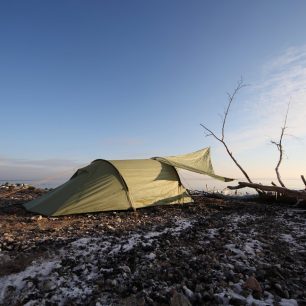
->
<box><xmin>201</xmin><ymin>80</ymin><xmax>306</xmax><ymax>202</ymax></box>
<box><xmin>200</xmin><ymin>78</ymin><xmax>254</xmax><ymax>184</ymax></box>
<box><xmin>271</xmin><ymin>102</ymin><xmax>290</xmax><ymax>188</ymax></box>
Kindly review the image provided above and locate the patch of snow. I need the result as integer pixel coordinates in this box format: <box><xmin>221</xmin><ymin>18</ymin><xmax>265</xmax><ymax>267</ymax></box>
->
<box><xmin>207</xmin><ymin>228</ymin><xmax>219</xmax><ymax>238</ymax></box>
<box><xmin>0</xmin><ymin>260</ymin><xmax>60</xmax><ymax>303</ymax></box>
<box><xmin>281</xmin><ymin>234</ymin><xmax>295</xmax><ymax>243</ymax></box>
<box><xmin>144</xmin><ymin>231</ymin><xmax>165</xmax><ymax>239</ymax></box>
<box><xmin>0</xmin><ymin>217</ymin><xmax>196</xmax><ymax>305</ymax></box>
<box><xmin>244</xmin><ymin>239</ymin><xmax>263</xmax><ymax>256</ymax></box>
<box><xmin>279</xmin><ymin>298</ymin><xmax>298</xmax><ymax>306</ymax></box>
<box><xmin>225</xmin><ymin>244</ymin><xmax>245</xmax><ymax>256</ymax></box>
<box><xmin>215</xmin><ymin>288</ymin><xmax>277</xmax><ymax>306</ymax></box>
<box><xmin>146</xmin><ymin>252</ymin><xmax>156</xmax><ymax>260</ymax></box>
<box><xmin>172</xmin><ymin>219</ymin><xmax>193</xmax><ymax>232</ymax></box>
<box><xmin>276</xmin><ymin>210</ymin><xmax>306</xmax><ymax>253</ymax></box>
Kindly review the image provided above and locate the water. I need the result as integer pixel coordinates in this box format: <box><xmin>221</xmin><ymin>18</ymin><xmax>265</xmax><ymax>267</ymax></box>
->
<box><xmin>0</xmin><ymin>180</ymin><xmax>62</xmax><ymax>189</ymax></box>
<box><xmin>0</xmin><ymin>177</ymin><xmax>304</xmax><ymax>194</ymax></box>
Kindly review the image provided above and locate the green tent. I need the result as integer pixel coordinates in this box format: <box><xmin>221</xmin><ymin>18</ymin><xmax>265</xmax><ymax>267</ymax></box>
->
<box><xmin>24</xmin><ymin>148</ymin><xmax>232</xmax><ymax>216</ymax></box>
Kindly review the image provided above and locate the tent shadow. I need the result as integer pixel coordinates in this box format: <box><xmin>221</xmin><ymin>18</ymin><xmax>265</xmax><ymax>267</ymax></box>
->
<box><xmin>153</xmin><ymin>162</ymin><xmax>180</xmax><ymax>182</ymax></box>
<box><xmin>143</xmin><ymin>193</ymin><xmax>192</xmax><ymax>207</ymax></box>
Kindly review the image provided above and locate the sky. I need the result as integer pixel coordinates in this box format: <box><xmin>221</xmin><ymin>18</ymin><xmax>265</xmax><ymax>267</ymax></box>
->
<box><xmin>0</xmin><ymin>1</ymin><xmax>306</xmax><ymax>187</ymax></box>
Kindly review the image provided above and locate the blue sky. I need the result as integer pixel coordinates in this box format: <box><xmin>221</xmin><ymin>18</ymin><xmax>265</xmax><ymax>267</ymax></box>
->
<box><xmin>1</xmin><ymin>1</ymin><xmax>306</xmax><ymax>185</ymax></box>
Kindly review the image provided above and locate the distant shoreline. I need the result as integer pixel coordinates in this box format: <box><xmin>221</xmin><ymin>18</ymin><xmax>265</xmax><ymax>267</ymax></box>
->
<box><xmin>1</xmin><ymin>177</ymin><xmax>304</xmax><ymax>194</ymax></box>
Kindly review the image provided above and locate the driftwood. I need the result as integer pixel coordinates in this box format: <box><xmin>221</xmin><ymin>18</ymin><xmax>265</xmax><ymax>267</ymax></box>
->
<box><xmin>228</xmin><ymin>181</ymin><xmax>306</xmax><ymax>200</ymax></box>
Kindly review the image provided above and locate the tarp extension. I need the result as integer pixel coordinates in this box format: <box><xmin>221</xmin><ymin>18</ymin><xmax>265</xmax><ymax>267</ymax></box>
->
<box><xmin>152</xmin><ymin>147</ymin><xmax>234</xmax><ymax>182</ymax></box>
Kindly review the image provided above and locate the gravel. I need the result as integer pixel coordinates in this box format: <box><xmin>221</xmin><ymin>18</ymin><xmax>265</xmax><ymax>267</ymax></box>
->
<box><xmin>0</xmin><ymin>186</ymin><xmax>305</xmax><ymax>305</ymax></box>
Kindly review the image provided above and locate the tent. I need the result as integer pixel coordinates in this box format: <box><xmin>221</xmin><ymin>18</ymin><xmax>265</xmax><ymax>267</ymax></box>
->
<box><xmin>24</xmin><ymin>148</ymin><xmax>233</xmax><ymax>216</ymax></box>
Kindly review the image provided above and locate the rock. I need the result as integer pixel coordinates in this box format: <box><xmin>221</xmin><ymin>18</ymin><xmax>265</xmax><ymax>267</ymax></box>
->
<box><xmin>42</xmin><ymin>280</ymin><xmax>56</xmax><ymax>291</ymax></box>
<box><xmin>30</xmin><ymin>215</ymin><xmax>42</xmax><ymax>221</ymax></box>
<box><xmin>238</xmin><ymin>288</ymin><xmax>249</xmax><ymax>298</ymax></box>
<box><xmin>96</xmin><ymin>279</ymin><xmax>104</xmax><ymax>287</ymax></box>
<box><xmin>252</xmin><ymin>290</ymin><xmax>262</xmax><ymax>299</ymax></box>
<box><xmin>194</xmin><ymin>292</ymin><xmax>202</xmax><ymax>302</ymax></box>
<box><xmin>119</xmin><ymin>295</ymin><xmax>145</xmax><ymax>306</ymax></box>
<box><xmin>4</xmin><ymin>235</ymin><xmax>13</xmax><ymax>243</ymax></box>
<box><xmin>256</xmin><ymin>269</ymin><xmax>266</xmax><ymax>280</ymax></box>
<box><xmin>26</xmin><ymin>281</ymin><xmax>34</xmax><ymax>289</ymax></box>
<box><xmin>244</xmin><ymin>276</ymin><xmax>262</xmax><ymax>294</ymax></box>
<box><xmin>283</xmin><ymin>289</ymin><xmax>290</xmax><ymax>299</ymax></box>
<box><xmin>234</xmin><ymin>263</ymin><xmax>245</xmax><ymax>273</ymax></box>
<box><xmin>195</xmin><ymin>283</ymin><xmax>204</xmax><ymax>292</ymax></box>
<box><xmin>183</xmin><ymin>285</ymin><xmax>194</xmax><ymax>300</ymax></box>
<box><xmin>2</xmin><ymin>285</ymin><xmax>16</xmax><ymax>300</ymax></box>
<box><xmin>146</xmin><ymin>253</ymin><xmax>156</xmax><ymax>260</ymax></box>
<box><xmin>137</xmin><ymin>297</ymin><xmax>145</xmax><ymax>306</ymax></box>
<box><xmin>229</xmin><ymin>295</ymin><xmax>247</xmax><ymax>306</ymax></box>
<box><xmin>170</xmin><ymin>291</ymin><xmax>192</xmax><ymax>306</ymax></box>
<box><xmin>120</xmin><ymin>265</ymin><xmax>131</xmax><ymax>274</ymax></box>
<box><xmin>202</xmin><ymin>291</ymin><xmax>211</xmax><ymax>300</ymax></box>
<box><xmin>232</xmin><ymin>283</ymin><xmax>242</xmax><ymax>294</ymax></box>
<box><xmin>0</xmin><ymin>254</ymin><xmax>10</xmax><ymax>264</ymax></box>
<box><xmin>225</xmin><ymin>269</ymin><xmax>235</xmax><ymax>281</ymax></box>
<box><xmin>272</xmin><ymin>282</ymin><xmax>289</xmax><ymax>298</ymax></box>
<box><xmin>215</xmin><ymin>294</ymin><xmax>229</xmax><ymax>305</ymax></box>
<box><xmin>274</xmin><ymin>283</ymin><xmax>282</xmax><ymax>291</ymax></box>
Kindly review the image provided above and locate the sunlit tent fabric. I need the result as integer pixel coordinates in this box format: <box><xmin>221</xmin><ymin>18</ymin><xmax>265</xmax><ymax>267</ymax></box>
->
<box><xmin>153</xmin><ymin>147</ymin><xmax>233</xmax><ymax>182</ymax></box>
<box><xmin>24</xmin><ymin>148</ymin><xmax>232</xmax><ymax>216</ymax></box>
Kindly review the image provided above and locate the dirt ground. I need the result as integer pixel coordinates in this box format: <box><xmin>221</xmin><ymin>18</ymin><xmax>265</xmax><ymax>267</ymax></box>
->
<box><xmin>0</xmin><ymin>187</ymin><xmax>305</xmax><ymax>306</ymax></box>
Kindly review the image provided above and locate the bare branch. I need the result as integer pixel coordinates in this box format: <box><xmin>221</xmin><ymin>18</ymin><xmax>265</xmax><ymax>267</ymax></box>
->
<box><xmin>200</xmin><ymin>124</ymin><xmax>222</xmax><ymax>142</ymax></box>
<box><xmin>200</xmin><ymin>78</ymin><xmax>255</xmax><ymax>186</ymax></box>
<box><xmin>301</xmin><ymin>175</ymin><xmax>306</xmax><ymax>189</ymax></box>
<box><xmin>221</xmin><ymin>78</ymin><xmax>247</xmax><ymax>141</ymax></box>
<box><xmin>271</xmin><ymin>101</ymin><xmax>291</xmax><ymax>188</ymax></box>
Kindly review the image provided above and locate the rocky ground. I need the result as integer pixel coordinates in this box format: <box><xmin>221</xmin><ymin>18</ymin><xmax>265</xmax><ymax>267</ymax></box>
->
<box><xmin>0</xmin><ymin>185</ymin><xmax>305</xmax><ymax>306</ymax></box>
